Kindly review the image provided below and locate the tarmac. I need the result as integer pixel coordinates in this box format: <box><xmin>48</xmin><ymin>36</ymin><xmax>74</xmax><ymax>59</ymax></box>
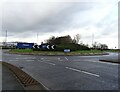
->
<box><xmin>1</xmin><ymin>50</ymin><xmax>119</xmax><ymax>90</ymax></box>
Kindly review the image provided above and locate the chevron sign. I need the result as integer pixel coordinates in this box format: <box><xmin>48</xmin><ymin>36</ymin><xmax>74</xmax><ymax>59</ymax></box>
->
<box><xmin>33</xmin><ymin>44</ymin><xmax>56</xmax><ymax>49</ymax></box>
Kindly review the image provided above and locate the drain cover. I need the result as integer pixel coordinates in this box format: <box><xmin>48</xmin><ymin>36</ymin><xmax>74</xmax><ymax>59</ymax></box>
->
<box><xmin>3</xmin><ymin>62</ymin><xmax>39</xmax><ymax>87</ymax></box>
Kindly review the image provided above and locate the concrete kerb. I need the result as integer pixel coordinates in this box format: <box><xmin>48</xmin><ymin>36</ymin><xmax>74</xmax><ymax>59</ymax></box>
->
<box><xmin>99</xmin><ymin>59</ymin><xmax>120</xmax><ymax>64</ymax></box>
<box><xmin>2</xmin><ymin>62</ymin><xmax>49</xmax><ymax>91</ymax></box>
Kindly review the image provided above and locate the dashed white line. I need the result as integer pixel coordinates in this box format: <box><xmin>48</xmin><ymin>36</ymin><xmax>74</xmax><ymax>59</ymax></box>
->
<box><xmin>38</xmin><ymin>60</ymin><xmax>56</xmax><ymax>66</ymax></box>
<box><xmin>43</xmin><ymin>62</ymin><xmax>56</xmax><ymax>66</ymax></box>
<box><xmin>65</xmin><ymin>57</ymin><xmax>68</xmax><ymax>61</ymax></box>
<box><xmin>58</xmin><ymin>58</ymin><xmax>63</xmax><ymax>61</ymax></box>
<box><xmin>9</xmin><ymin>60</ymin><xmax>19</xmax><ymax>61</ymax></box>
<box><xmin>39</xmin><ymin>59</ymin><xmax>50</xmax><ymax>61</ymax></box>
<box><xmin>65</xmin><ymin>67</ymin><xmax>100</xmax><ymax>77</ymax></box>
<box><xmin>58</xmin><ymin>58</ymin><xmax>60</xmax><ymax>60</ymax></box>
<box><xmin>44</xmin><ymin>60</ymin><xmax>50</xmax><ymax>61</ymax></box>
<box><xmin>22</xmin><ymin>57</ymin><xmax>35</xmax><ymax>59</ymax></box>
<box><xmin>41</xmin><ymin>58</ymin><xmax>44</xmax><ymax>60</ymax></box>
<box><xmin>26</xmin><ymin>60</ymin><xmax>34</xmax><ymax>61</ymax></box>
<box><xmin>15</xmin><ymin>58</ymin><xmax>19</xmax><ymax>59</ymax></box>
<box><xmin>17</xmin><ymin>55</ymin><xmax>22</xmax><ymax>56</ymax></box>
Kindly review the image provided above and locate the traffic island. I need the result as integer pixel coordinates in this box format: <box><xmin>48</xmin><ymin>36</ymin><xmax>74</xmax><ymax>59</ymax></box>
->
<box><xmin>99</xmin><ymin>59</ymin><xmax>120</xmax><ymax>64</ymax></box>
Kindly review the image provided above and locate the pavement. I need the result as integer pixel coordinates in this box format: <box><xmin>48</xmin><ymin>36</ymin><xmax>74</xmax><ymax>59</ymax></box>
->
<box><xmin>0</xmin><ymin>63</ymin><xmax>2</xmax><ymax>91</ymax></box>
<box><xmin>1</xmin><ymin>50</ymin><xmax>119</xmax><ymax>90</ymax></box>
<box><xmin>2</xmin><ymin>63</ymin><xmax>24</xmax><ymax>91</ymax></box>
<box><xmin>2</xmin><ymin>62</ymin><xmax>48</xmax><ymax>91</ymax></box>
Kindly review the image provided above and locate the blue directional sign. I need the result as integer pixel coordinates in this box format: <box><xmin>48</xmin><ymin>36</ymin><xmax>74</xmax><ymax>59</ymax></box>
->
<box><xmin>42</xmin><ymin>45</ymin><xmax>47</xmax><ymax>49</ymax></box>
<box><xmin>64</xmin><ymin>49</ymin><xmax>71</xmax><ymax>53</ymax></box>
<box><xmin>17</xmin><ymin>42</ymin><xmax>34</xmax><ymax>49</ymax></box>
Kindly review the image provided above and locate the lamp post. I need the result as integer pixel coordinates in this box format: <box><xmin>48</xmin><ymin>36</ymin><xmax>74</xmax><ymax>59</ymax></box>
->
<box><xmin>92</xmin><ymin>33</ymin><xmax>94</xmax><ymax>48</ymax></box>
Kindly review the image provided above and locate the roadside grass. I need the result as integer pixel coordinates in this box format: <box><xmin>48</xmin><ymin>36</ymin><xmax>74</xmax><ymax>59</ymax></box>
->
<box><xmin>105</xmin><ymin>49</ymin><xmax>120</xmax><ymax>52</ymax></box>
<box><xmin>9</xmin><ymin>49</ymin><xmax>107</xmax><ymax>55</ymax></box>
<box><xmin>10</xmin><ymin>49</ymin><xmax>33</xmax><ymax>52</ymax></box>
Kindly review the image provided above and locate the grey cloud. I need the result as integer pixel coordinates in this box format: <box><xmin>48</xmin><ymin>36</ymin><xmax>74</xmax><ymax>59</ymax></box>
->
<box><xmin>96</xmin><ymin>19</ymin><xmax>117</xmax><ymax>37</ymax></box>
<box><xmin>2</xmin><ymin>2</ymin><xmax>93</xmax><ymax>38</ymax></box>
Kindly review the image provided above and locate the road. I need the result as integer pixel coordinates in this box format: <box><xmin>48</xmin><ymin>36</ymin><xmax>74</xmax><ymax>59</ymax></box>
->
<box><xmin>2</xmin><ymin>50</ymin><xmax>119</xmax><ymax>90</ymax></box>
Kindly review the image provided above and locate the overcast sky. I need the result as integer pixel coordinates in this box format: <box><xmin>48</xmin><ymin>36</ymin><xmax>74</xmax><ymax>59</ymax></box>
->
<box><xmin>0</xmin><ymin>0</ymin><xmax>119</xmax><ymax>49</ymax></box>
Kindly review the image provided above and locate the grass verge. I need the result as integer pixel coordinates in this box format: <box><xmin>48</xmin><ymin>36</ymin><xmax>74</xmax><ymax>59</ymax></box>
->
<box><xmin>9</xmin><ymin>49</ymin><xmax>108</xmax><ymax>56</ymax></box>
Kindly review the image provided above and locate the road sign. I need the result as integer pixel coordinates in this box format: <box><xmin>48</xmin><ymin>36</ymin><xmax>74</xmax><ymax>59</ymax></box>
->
<box><xmin>42</xmin><ymin>45</ymin><xmax>47</xmax><ymax>49</ymax></box>
<box><xmin>33</xmin><ymin>45</ymin><xmax>38</xmax><ymax>49</ymax></box>
<box><xmin>47</xmin><ymin>45</ymin><xmax>50</xmax><ymax>49</ymax></box>
<box><xmin>17</xmin><ymin>42</ymin><xmax>34</xmax><ymax>49</ymax></box>
<box><xmin>51</xmin><ymin>45</ymin><xmax>55</xmax><ymax>49</ymax></box>
<box><xmin>46</xmin><ymin>45</ymin><xmax>56</xmax><ymax>49</ymax></box>
<box><xmin>64</xmin><ymin>49</ymin><xmax>70</xmax><ymax>53</ymax></box>
<box><xmin>33</xmin><ymin>44</ymin><xmax>56</xmax><ymax>50</ymax></box>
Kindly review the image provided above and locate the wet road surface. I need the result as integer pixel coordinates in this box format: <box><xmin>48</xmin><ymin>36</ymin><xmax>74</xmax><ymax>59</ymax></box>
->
<box><xmin>2</xmin><ymin>50</ymin><xmax>119</xmax><ymax>90</ymax></box>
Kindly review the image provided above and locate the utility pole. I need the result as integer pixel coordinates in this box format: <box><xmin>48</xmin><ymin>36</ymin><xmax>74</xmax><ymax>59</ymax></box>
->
<box><xmin>91</xmin><ymin>33</ymin><xmax>94</xmax><ymax>47</ymax></box>
<box><xmin>37</xmin><ymin>32</ymin><xmax>38</xmax><ymax>44</ymax></box>
<box><xmin>92</xmin><ymin>33</ymin><xmax>94</xmax><ymax>47</ymax></box>
<box><xmin>5</xmin><ymin>30</ymin><xmax>7</xmax><ymax>46</ymax></box>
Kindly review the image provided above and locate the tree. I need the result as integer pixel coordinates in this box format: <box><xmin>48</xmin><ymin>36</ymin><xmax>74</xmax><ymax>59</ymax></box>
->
<box><xmin>73</xmin><ymin>34</ymin><xmax>81</xmax><ymax>44</ymax></box>
<box><xmin>55</xmin><ymin>35</ymin><xmax>73</xmax><ymax>44</ymax></box>
<box><xmin>92</xmin><ymin>42</ymin><xmax>108</xmax><ymax>50</ymax></box>
<box><xmin>45</xmin><ymin>35</ymin><xmax>73</xmax><ymax>45</ymax></box>
<box><xmin>92</xmin><ymin>42</ymin><xmax>98</xmax><ymax>49</ymax></box>
<box><xmin>45</xmin><ymin>36</ymin><xmax>56</xmax><ymax>44</ymax></box>
<box><xmin>100</xmin><ymin>44</ymin><xmax>108</xmax><ymax>50</ymax></box>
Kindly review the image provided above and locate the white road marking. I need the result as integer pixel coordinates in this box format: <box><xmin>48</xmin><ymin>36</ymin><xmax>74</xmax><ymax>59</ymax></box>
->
<box><xmin>65</xmin><ymin>67</ymin><xmax>100</xmax><ymax>77</ymax></box>
<box><xmin>38</xmin><ymin>60</ymin><xmax>55</xmax><ymax>65</ymax></box>
<box><xmin>44</xmin><ymin>62</ymin><xmax>56</xmax><ymax>66</ymax></box>
<box><xmin>22</xmin><ymin>57</ymin><xmax>35</xmax><ymax>59</ymax></box>
<box><xmin>9</xmin><ymin>60</ymin><xmax>19</xmax><ymax>61</ymax></box>
<box><xmin>45</xmin><ymin>60</ymin><xmax>50</xmax><ymax>61</ymax></box>
<box><xmin>65</xmin><ymin>57</ymin><xmax>68</xmax><ymax>61</ymax></box>
<box><xmin>17</xmin><ymin>55</ymin><xmax>22</xmax><ymax>56</ymax></box>
<box><xmin>39</xmin><ymin>58</ymin><xmax>50</xmax><ymax>61</ymax></box>
<box><xmin>41</xmin><ymin>58</ymin><xmax>44</xmax><ymax>60</ymax></box>
<box><xmin>15</xmin><ymin>58</ymin><xmax>19</xmax><ymax>59</ymax></box>
<box><xmin>38</xmin><ymin>81</ymin><xmax>49</xmax><ymax>90</ymax></box>
<box><xmin>26</xmin><ymin>60</ymin><xmax>34</xmax><ymax>61</ymax></box>
<box><xmin>58</xmin><ymin>58</ymin><xmax>60</xmax><ymax>60</ymax></box>
<box><xmin>23</xmin><ymin>58</ymin><xmax>28</xmax><ymax>59</ymax></box>
<box><xmin>58</xmin><ymin>58</ymin><xmax>63</xmax><ymax>61</ymax></box>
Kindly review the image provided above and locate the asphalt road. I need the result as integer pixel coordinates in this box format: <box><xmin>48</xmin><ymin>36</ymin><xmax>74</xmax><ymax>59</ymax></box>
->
<box><xmin>2</xmin><ymin>50</ymin><xmax>119</xmax><ymax>90</ymax></box>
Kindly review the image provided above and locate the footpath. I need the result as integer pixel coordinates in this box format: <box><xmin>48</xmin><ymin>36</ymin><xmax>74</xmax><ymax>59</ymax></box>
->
<box><xmin>2</xmin><ymin>62</ymin><xmax>48</xmax><ymax>91</ymax></box>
